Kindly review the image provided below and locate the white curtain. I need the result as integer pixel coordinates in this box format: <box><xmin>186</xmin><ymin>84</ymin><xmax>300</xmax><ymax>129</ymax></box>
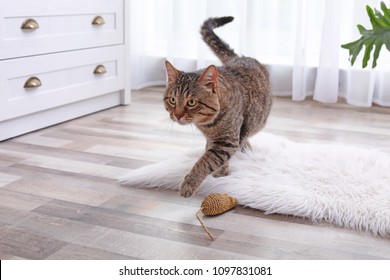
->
<box><xmin>130</xmin><ymin>0</ymin><xmax>390</xmax><ymax>107</ymax></box>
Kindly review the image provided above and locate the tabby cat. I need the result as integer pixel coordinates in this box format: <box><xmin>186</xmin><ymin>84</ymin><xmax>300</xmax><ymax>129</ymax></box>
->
<box><xmin>164</xmin><ymin>16</ymin><xmax>272</xmax><ymax>197</ymax></box>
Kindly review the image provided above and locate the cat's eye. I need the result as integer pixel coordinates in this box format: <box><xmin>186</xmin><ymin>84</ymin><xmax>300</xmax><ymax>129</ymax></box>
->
<box><xmin>187</xmin><ymin>99</ymin><xmax>197</xmax><ymax>107</ymax></box>
<box><xmin>168</xmin><ymin>97</ymin><xmax>176</xmax><ymax>105</ymax></box>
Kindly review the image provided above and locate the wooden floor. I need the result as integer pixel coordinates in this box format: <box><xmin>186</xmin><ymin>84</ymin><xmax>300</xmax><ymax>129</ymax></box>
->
<box><xmin>1</xmin><ymin>87</ymin><xmax>390</xmax><ymax>260</ymax></box>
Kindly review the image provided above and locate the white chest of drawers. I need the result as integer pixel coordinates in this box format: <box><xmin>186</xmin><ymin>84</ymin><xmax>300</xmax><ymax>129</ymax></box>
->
<box><xmin>0</xmin><ymin>0</ymin><xmax>130</xmax><ymax>141</ymax></box>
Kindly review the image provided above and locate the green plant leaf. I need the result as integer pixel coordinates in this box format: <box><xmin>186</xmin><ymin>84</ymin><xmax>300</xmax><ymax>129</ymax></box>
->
<box><xmin>341</xmin><ymin>1</ymin><xmax>390</xmax><ymax>68</ymax></box>
<box><xmin>381</xmin><ymin>2</ymin><xmax>390</xmax><ymax>25</ymax></box>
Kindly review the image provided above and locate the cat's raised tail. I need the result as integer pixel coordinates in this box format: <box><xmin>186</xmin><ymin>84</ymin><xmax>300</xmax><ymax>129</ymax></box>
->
<box><xmin>200</xmin><ymin>16</ymin><xmax>238</xmax><ymax>64</ymax></box>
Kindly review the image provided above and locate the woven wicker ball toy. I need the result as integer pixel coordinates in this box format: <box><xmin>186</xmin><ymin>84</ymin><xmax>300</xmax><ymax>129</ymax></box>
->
<box><xmin>196</xmin><ymin>193</ymin><xmax>238</xmax><ymax>240</ymax></box>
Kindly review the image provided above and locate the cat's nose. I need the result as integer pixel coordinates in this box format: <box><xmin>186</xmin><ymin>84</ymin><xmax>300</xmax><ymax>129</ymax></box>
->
<box><xmin>174</xmin><ymin>111</ymin><xmax>185</xmax><ymax>120</ymax></box>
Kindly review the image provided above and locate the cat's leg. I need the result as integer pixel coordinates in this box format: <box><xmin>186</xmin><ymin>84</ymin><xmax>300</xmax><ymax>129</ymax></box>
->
<box><xmin>239</xmin><ymin>122</ymin><xmax>253</xmax><ymax>153</ymax></box>
<box><xmin>205</xmin><ymin>140</ymin><xmax>229</xmax><ymax>177</ymax></box>
<box><xmin>180</xmin><ymin>145</ymin><xmax>238</xmax><ymax>197</ymax></box>
<box><xmin>212</xmin><ymin>162</ymin><xmax>229</xmax><ymax>177</ymax></box>
<box><xmin>240</xmin><ymin>139</ymin><xmax>252</xmax><ymax>153</ymax></box>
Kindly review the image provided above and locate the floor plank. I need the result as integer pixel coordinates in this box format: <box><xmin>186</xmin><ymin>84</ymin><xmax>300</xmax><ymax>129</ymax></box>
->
<box><xmin>0</xmin><ymin>225</ymin><xmax>66</xmax><ymax>259</ymax></box>
<box><xmin>0</xmin><ymin>87</ymin><xmax>389</xmax><ymax>259</ymax></box>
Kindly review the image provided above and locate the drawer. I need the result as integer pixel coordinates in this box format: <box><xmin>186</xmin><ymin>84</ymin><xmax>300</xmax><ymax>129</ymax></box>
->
<box><xmin>0</xmin><ymin>45</ymin><xmax>125</xmax><ymax>121</ymax></box>
<box><xmin>0</xmin><ymin>0</ymin><xmax>124</xmax><ymax>59</ymax></box>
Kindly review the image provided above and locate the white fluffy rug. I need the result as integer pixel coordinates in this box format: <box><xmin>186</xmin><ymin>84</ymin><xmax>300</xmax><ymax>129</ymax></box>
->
<box><xmin>119</xmin><ymin>133</ymin><xmax>390</xmax><ymax>237</ymax></box>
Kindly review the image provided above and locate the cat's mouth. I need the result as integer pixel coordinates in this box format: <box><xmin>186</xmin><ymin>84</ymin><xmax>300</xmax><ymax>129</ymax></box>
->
<box><xmin>171</xmin><ymin>115</ymin><xmax>193</xmax><ymax>125</ymax></box>
<box><xmin>177</xmin><ymin>118</ymin><xmax>192</xmax><ymax>125</ymax></box>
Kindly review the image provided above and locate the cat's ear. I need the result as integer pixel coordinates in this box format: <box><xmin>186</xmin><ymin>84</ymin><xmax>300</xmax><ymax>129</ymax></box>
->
<box><xmin>198</xmin><ymin>65</ymin><xmax>218</xmax><ymax>92</ymax></box>
<box><xmin>165</xmin><ymin>60</ymin><xmax>180</xmax><ymax>84</ymax></box>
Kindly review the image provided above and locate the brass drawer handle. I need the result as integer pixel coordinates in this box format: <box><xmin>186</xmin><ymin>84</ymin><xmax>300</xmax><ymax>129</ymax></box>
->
<box><xmin>24</xmin><ymin>77</ymin><xmax>42</xmax><ymax>89</ymax></box>
<box><xmin>93</xmin><ymin>65</ymin><xmax>107</xmax><ymax>75</ymax></box>
<box><xmin>21</xmin><ymin>18</ymin><xmax>39</xmax><ymax>30</ymax></box>
<box><xmin>92</xmin><ymin>16</ymin><xmax>105</xmax><ymax>26</ymax></box>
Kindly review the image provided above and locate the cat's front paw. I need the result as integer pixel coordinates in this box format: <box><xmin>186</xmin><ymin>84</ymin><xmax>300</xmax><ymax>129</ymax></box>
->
<box><xmin>179</xmin><ymin>177</ymin><xmax>198</xmax><ymax>198</ymax></box>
